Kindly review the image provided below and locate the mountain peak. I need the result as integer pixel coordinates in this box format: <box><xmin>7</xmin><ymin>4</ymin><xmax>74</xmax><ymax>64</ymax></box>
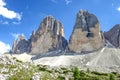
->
<box><xmin>68</xmin><ymin>10</ymin><xmax>104</xmax><ymax>53</ymax></box>
<box><xmin>12</xmin><ymin>16</ymin><xmax>67</xmax><ymax>54</ymax></box>
<box><xmin>104</xmin><ymin>24</ymin><xmax>120</xmax><ymax>48</ymax></box>
<box><xmin>17</xmin><ymin>34</ymin><xmax>26</xmax><ymax>41</ymax></box>
<box><xmin>36</xmin><ymin>16</ymin><xmax>64</xmax><ymax>37</ymax></box>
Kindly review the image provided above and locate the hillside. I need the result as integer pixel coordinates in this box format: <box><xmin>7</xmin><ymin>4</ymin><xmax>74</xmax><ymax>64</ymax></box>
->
<box><xmin>0</xmin><ymin>52</ymin><xmax>120</xmax><ymax>80</ymax></box>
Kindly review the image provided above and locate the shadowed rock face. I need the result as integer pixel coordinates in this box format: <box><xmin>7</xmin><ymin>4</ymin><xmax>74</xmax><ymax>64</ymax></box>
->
<box><xmin>68</xmin><ymin>10</ymin><xmax>104</xmax><ymax>53</ymax></box>
<box><xmin>104</xmin><ymin>24</ymin><xmax>120</xmax><ymax>48</ymax></box>
<box><xmin>12</xmin><ymin>34</ymin><xmax>30</xmax><ymax>54</ymax></box>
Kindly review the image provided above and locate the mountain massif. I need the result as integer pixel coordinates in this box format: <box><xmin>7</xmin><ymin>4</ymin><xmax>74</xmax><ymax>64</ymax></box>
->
<box><xmin>12</xmin><ymin>16</ymin><xmax>68</xmax><ymax>54</ymax></box>
<box><xmin>12</xmin><ymin>10</ymin><xmax>119</xmax><ymax>54</ymax></box>
<box><xmin>1</xmin><ymin>10</ymin><xmax>120</xmax><ymax>80</ymax></box>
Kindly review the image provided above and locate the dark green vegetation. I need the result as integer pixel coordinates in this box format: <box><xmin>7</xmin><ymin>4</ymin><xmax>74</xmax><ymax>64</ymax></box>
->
<box><xmin>0</xmin><ymin>56</ymin><xmax>120</xmax><ymax>80</ymax></box>
<box><xmin>72</xmin><ymin>67</ymin><xmax>120</xmax><ymax>80</ymax></box>
<box><xmin>7</xmin><ymin>64</ymin><xmax>120</xmax><ymax>80</ymax></box>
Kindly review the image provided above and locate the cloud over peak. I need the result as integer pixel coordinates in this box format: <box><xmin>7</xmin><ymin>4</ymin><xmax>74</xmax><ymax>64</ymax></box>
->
<box><xmin>0</xmin><ymin>0</ymin><xmax>22</xmax><ymax>20</ymax></box>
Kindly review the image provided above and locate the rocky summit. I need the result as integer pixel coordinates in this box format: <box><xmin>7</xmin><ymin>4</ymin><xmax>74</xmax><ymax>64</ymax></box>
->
<box><xmin>29</xmin><ymin>16</ymin><xmax>67</xmax><ymax>54</ymax></box>
<box><xmin>12</xmin><ymin>10</ymin><xmax>105</xmax><ymax>54</ymax></box>
<box><xmin>12</xmin><ymin>16</ymin><xmax>68</xmax><ymax>54</ymax></box>
<box><xmin>68</xmin><ymin>10</ymin><xmax>104</xmax><ymax>53</ymax></box>
<box><xmin>12</xmin><ymin>34</ymin><xmax>30</xmax><ymax>54</ymax></box>
<box><xmin>104</xmin><ymin>24</ymin><xmax>120</xmax><ymax>48</ymax></box>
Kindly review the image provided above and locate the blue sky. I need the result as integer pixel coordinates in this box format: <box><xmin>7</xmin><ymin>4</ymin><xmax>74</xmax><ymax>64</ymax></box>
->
<box><xmin>0</xmin><ymin>0</ymin><xmax>120</xmax><ymax>53</ymax></box>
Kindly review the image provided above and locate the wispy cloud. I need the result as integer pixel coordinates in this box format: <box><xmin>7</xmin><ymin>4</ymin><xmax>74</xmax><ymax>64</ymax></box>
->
<box><xmin>11</xmin><ymin>33</ymin><xmax>21</xmax><ymax>40</ymax></box>
<box><xmin>112</xmin><ymin>3</ymin><xmax>114</xmax><ymax>7</ymax></box>
<box><xmin>0</xmin><ymin>20</ymin><xmax>9</xmax><ymax>24</ymax></box>
<box><xmin>0</xmin><ymin>41</ymin><xmax>10</xmax><ymax>54</ymax></box>
<box><xmin>51</xmin><ymin>0</ymin><xmax>57</xmax><ymax>3</ymax></box>
<box><xmin>0</xmin><ymin>0</ymin><xmax>22</xmax><ymax>21</ymax></box>
<box><xmin>12</xmin><ymin>21</ymin><xmax>21</xmax><ymax>25</ymax></box>
<box><xmin>51</xmin><ymin>0</ymin><xmax>72</xmax><ymax>5</ymax></box>
<box><xmin>26</xmin><ymin>5</ymin><xmax>29</xmax><ymax>10</ymax></box>
<box><xmin>65</xmin><ymin>0</ymin><xmax>72</xmax><ymax>5</ymax></box>
<box><xmin>2</xmin><ymin>21</ymin><xmax>9</xmax><ymax>24</ymax></box>
<box><xmin>0</xmin><ymin>20</ymin><xmax>21</xmax><ymax>25</ymax></box>
<box><xmin>117</xmin><ymin>6</ymin><xmax>120</xmax><ymax>12</ymax></box>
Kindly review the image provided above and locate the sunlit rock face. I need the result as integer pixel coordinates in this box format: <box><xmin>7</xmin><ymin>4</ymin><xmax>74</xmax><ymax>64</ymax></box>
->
<box><xmin>29</xmin><ymin>16</ymin><xmax>67</xmax><ymax>54</ymax></box>
<box><xmin>68</xmin><ymin>10</ymin><xmax>104</xmax><ymax>53</ymax></box>
<box><xmin>12</xmin><ymin>10</ymin><xmax>105</xmax><ymax>54</ymax></box>
<box><xmin>104</xmin><ymin>24</ymin><xmax>120</xmax><ymax>48</ymax></box>
<box><xmin>12</xmin><ymin>16</ymin><xmax>68</xmax><ymax>54</ymax></box>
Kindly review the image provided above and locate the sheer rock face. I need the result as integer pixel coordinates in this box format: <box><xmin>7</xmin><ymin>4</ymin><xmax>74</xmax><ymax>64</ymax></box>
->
<box><xmin>12</xmin><ymin>34</ymin><xmax>30</xmax><ymax>54</ymax></box>
<box><xmin>28</xmin><ymin>16</ymin><xmax>67</xmax><ymax>54</ymax></box>
<box><xmin>12</xmin><ymin>16</ymin><xmax>67</xmax><ymax>54</ymax></box>
<box><xmin>104</xmin><ymin>24</ymin><xmax>120</xmax><ymax>48</ymax></box>
<box><xmin>68</xmin><ymin>10</ymin><xmax>104</xmax><ymax>53</ymax></box>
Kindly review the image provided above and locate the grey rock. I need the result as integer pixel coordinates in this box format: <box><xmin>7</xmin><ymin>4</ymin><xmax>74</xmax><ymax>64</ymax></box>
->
<box><xmin>68</xmin><ymin>10</ymin><xmax>104</xmax><ymax>53</ymax></box>
<box><xmin>29</xmin><ymin>16</ymin><xmax>67</xmax><ymax>54</ymax></box>
<box><xmin>12</xmin><ymin>34</ymin><xmax>30</xmax><ymax>54</ymax></box>
<box><xmin>33</xmin><ymin>47</ymin><xmax>120</xmax><ymax>73</ymax></box>
<box><xmin>12</xmin><ymin>16</ymin><xmax>67</xmax><ymax>54</ymax></box>
<box><xmin>104</xmin><ymin>24</ymin><xmax>120</xmax><ymax>48</ymax></box>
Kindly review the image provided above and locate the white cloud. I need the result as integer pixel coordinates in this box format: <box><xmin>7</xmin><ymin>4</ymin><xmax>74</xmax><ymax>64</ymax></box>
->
<box><xmin>0</xmin><ymin>0</ymin><xmax>22</xmax><ymax>20</ymax></box>
<box><xmin>12</xmin><ymin>21</ymin><xmax>21</xmax><ymax>25</ymax></box>
<box><xmin>51</xmin><ymin>0</ymin><xmax>72</xmax><ymax>5</ymax></box>
<box><xmin>11</xmin><ymin>33</ymin><xmax>21</xmax><ymax>40</ymax></box>
<box><xmin>65</xmin><ymin>0</ymin><xmax>72</xmax><ymax>5</ymax></box>
<box><xmin>0</xmin><ymin>41</ymin><xmax>10</xmax><ymax>54</ymax></box>
<box><xmin>0</xmin><ymin>0</ymin><xmax>6</xmax><ymax>6</ymax></box>
<box><xmin>117</xmin><ymin>7</ymin><xmax>120</xmax><ymax>12</ymax></box>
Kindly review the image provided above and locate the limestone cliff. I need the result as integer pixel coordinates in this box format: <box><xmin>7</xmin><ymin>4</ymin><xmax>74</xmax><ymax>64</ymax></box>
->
<box><xmin>29</xmin><ymin>16</ymin><xmax>67</xmax><ymax>54</ymax></box>
<box><xmin>104</xmin><ymin>24</ymin><xmax>120</xmax><ymax>48</ymax></box>
<box><xmin>12</xmin><ymin>16</ymin><xmax>67</xmax><ymax>54</ymax></box>
<box><xmin>68</xmin><ymin>10</ymin><xmax>104</xmax><ymax>53</ymax></box>
<box><xmin>12</xmin><ymin>34</ymin><xmax>30</xmax><ymax>54</ymax></box>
